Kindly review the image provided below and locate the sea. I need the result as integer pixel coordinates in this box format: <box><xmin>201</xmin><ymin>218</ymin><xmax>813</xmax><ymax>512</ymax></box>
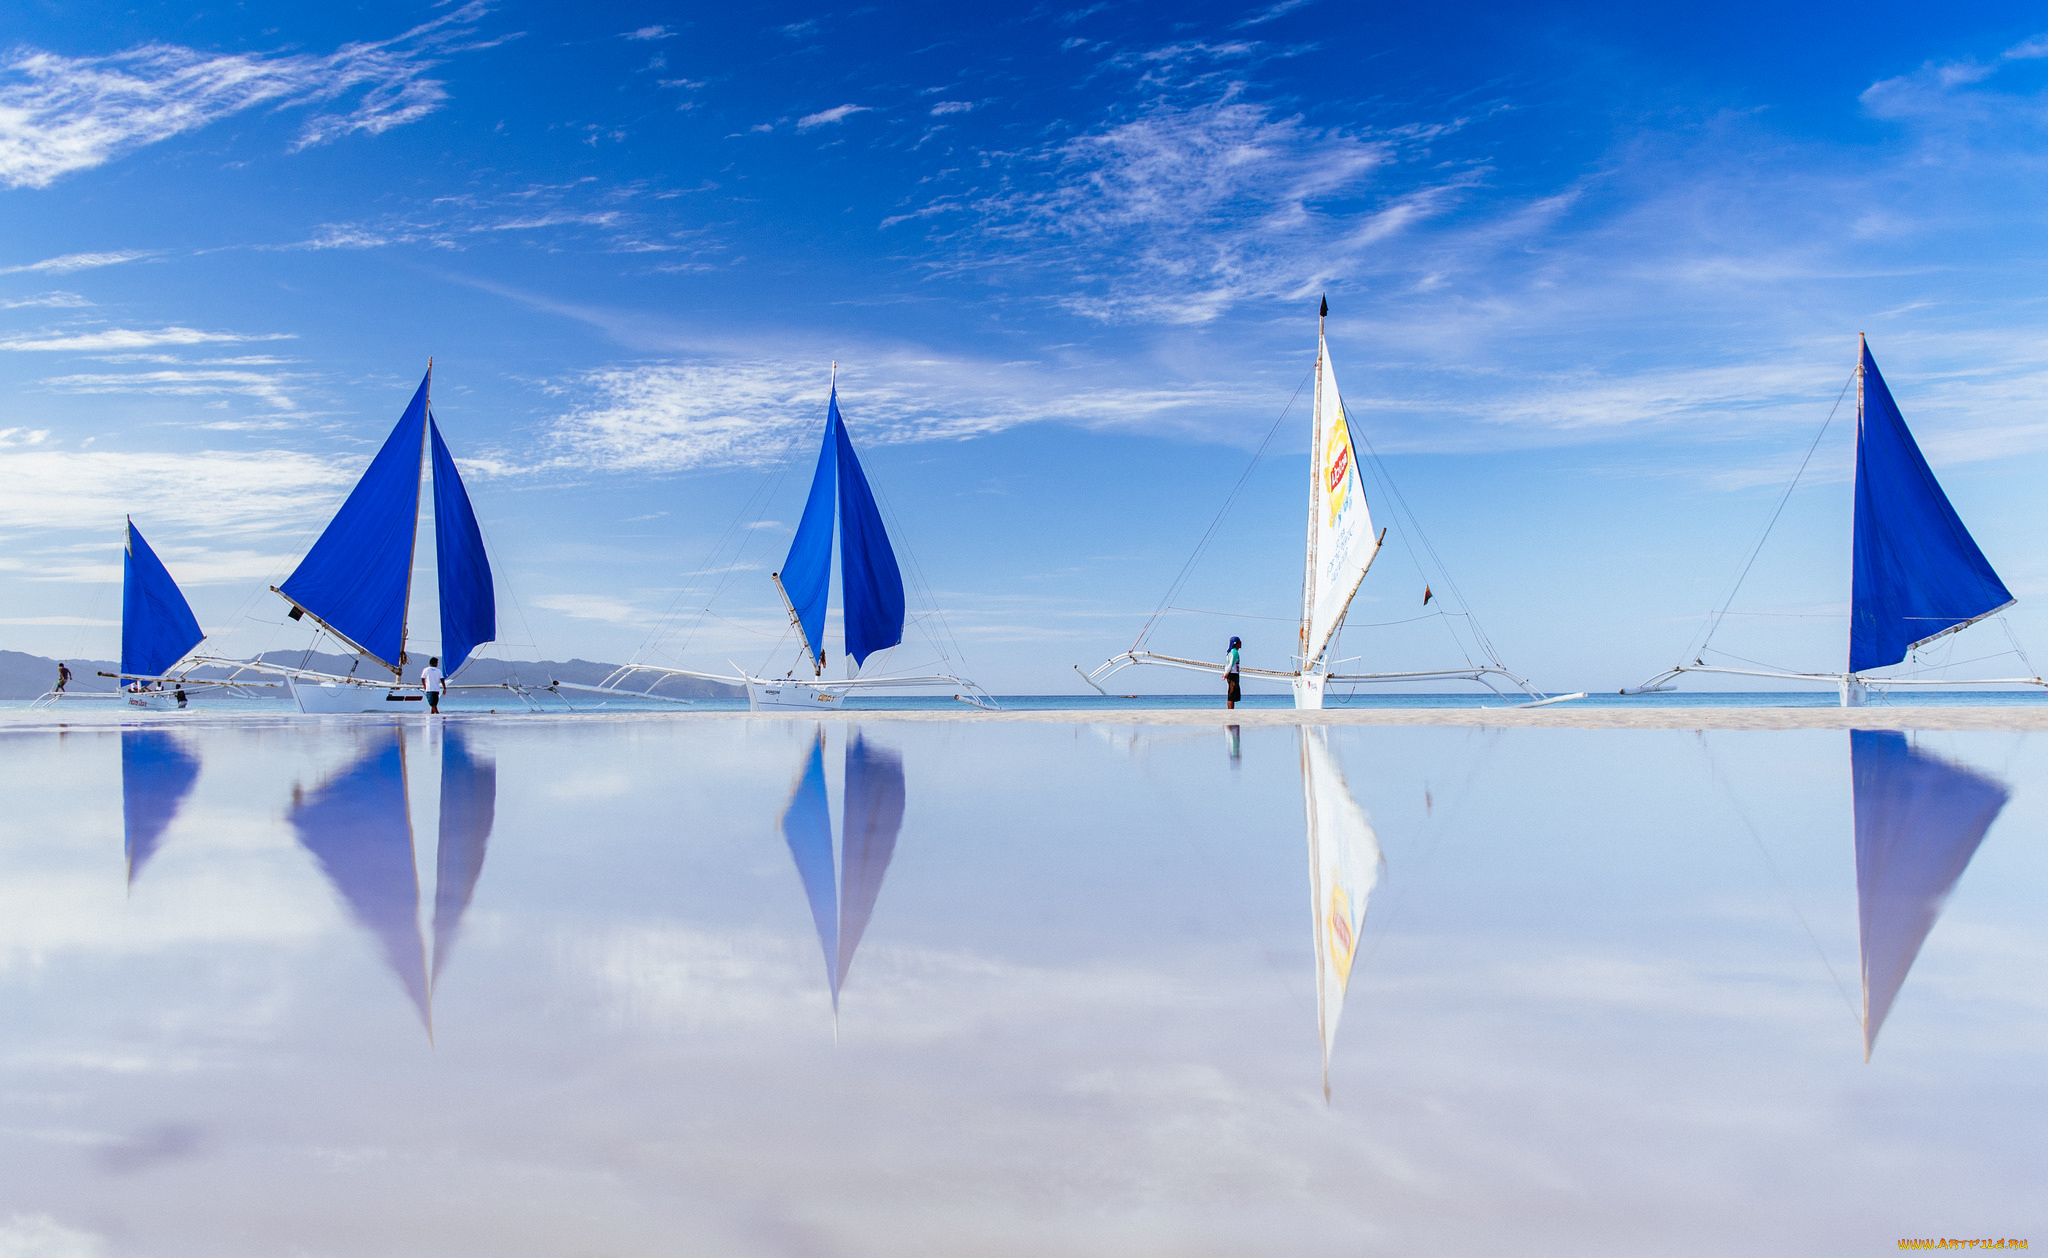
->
<box><xmin>0</xmin><ymin>703</ymin><xmax>2039</xmax><ymax>1253</ymax></box>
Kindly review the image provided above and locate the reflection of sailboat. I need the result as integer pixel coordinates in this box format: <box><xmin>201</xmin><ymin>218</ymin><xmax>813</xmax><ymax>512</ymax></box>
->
<box><xmin>432</xmin><ymin>729</ymin><xmax>497</xmax><ymax>987</ymax></box>
<box><xmin>779</xmin><ymin>726</ymin><xmax>906</xmax><ymax>1019</ymax></box>
<box><xmin>1851</xmin><ymin>730</ymin><xmax>2007</xmax><ymax>1059</ymax></box>
<box><xmin>289</xmin><ymin>731</ymin><xmax>432</xmax><ymax>1032</ymax></box>
<box><xmin>120</xmin><ymin>729</ymin><xmax>200</xmax><ymax>885</ymax></box>
<box><xmin>1300</xmin><ymin>726</ymin><xmax>1381</xmax><ymax>1097</ymax></box>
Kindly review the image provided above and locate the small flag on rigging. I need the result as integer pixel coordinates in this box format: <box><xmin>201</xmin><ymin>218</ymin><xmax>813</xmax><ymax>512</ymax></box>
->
<box><xmin>1422</xmin><ymin>586</ymin><xmax>1433</xmax><ymax>606</ymax></box>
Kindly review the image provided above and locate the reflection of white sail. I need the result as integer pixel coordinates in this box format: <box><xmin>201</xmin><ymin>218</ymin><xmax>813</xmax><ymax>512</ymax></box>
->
<box><xmin>1300</xmin><ymin>726</ymin><xmax>1381</xmax><ymax>1096</ymax></box>
<box><xmin>1851</xmin><ymin>730</ymin><xmax>2006</xmax><ymax>1060</ymax></box>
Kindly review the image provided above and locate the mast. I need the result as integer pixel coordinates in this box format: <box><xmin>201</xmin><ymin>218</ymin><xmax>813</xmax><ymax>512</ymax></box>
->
<box><xmin>1302</xmin><ymin>297</ymin><xmax>1326</xmax><ymax>669</ymax></box>
<box><xmin>1851</xmin><ymin>334</ymin><xmax>1864</xmax><ymax>679</ymax></box>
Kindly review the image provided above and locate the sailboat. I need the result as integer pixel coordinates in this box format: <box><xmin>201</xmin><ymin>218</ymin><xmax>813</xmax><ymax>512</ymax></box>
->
<box><xmin>1300</xmin><ymin>725</ymin><xmax>1382</xmax><ymax>1096</ymax></box>
<box><xmin>586</xmin><ymin>372</ymin><xmax>995</xmax><ymax>711</ymax></box>
<box><xmin>36</xmin><ymin>518</ymin><xmax>272</xmax><ymax>708</ymax></box>
<box><xmin>1850</xmin><ymin>730</ymin><xmax>2006</xmax><ymax>1059</ymax></box>
<box><xmin>779</xmin><ymin>725</ymin><xmax>906</xmax><ymax>1024</ymax></box>
<box><xmin>1085</xmin><ymin>300</ymin><xmax>1568</xmax><ymax>709</ymax></box>
<box><xmin>286</xmin><ymin>725</ymin><xmax>498</xmax><ymax>1037</ymax></box>
<box><xmin>245</xmin><ymin>365</ymin><xmax>500</xmax><ymax>713</ymax></box>
<box><xmin>1632</xmin><ymin>337</ymin><xmax>2038</xmax><ymax>706</ymax></box>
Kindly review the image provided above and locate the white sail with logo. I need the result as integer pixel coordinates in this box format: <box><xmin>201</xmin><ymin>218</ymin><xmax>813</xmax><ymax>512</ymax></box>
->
<box><xmin>1302</xmin><ymin>332</ymin><xmax>1382</xmax><ymax>669</ymax></box>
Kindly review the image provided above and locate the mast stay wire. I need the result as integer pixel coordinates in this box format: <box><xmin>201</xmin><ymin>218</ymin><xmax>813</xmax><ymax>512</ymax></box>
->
<box><xmin>1129</xmin><ymin>370</ymin><xmax>1312</xmax><ymax>654</ymax></box>
<box><xmin>1685</xmin><ymin>367</ymin><xmax>1856</xmax><ymax>666</ymax></box>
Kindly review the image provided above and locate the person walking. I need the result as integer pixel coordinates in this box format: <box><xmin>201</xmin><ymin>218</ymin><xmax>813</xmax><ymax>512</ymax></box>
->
<box><xmin>1224</xmin><ymin>636</ymin><xmax>1242</xmax><ymax>710</ymax></box>
<box><xmin>54</xmin><ymin>662</ymin><xmax>71</xmax><ymax>693</ymax></box>
<box><xmin>421</xmin><ymin>656</ymin><xmax>445</xmax><ymax>715</ymax></box>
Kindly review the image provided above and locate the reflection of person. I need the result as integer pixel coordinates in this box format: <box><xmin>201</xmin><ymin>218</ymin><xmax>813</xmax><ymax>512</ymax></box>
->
<box><xmin>55</xmin><ymin>662</ymin><xmax>71</xmax><ymax>693</ymax></box>
<box><xmin>1224</xmin><ymin>636</ymin><xmax>1242</xmax><ymax>710</ymax></box>
<box><xmin>421</xmin><ymin>656</ymin><xmax>445</xmax><ymax>714</ymax></box>
<box><xmin>1226</xmin><ymin>723</ymin><xmax>1241</xmax><ymax>767</ymax></box>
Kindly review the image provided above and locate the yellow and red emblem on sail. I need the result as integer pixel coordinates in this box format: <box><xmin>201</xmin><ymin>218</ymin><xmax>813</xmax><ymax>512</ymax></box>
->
<box><xmin>1326</xmin><ymin>881</ymin><xmax>1357</xmax><ymax>983</ymax></box>
<box><xmin>1325</xmin><ymin>409</ymin><xmax>1354</xmax><ymax>527</ymax></box>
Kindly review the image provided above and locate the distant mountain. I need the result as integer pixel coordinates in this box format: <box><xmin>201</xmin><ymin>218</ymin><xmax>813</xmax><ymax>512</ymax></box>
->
<box><xmin>0</xmin><ymin>650</ymin><xmax>119</xmax><ymax>699</ymax></box>
<box><xmin>0</xmin><ymin>649</ymin><xmax>742</xmax><ymax>700</ymax></box>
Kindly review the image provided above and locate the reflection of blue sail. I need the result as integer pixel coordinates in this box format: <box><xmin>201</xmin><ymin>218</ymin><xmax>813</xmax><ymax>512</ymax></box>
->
<box><xmin>837</xmin><ymin>733</ymin><xmax>904</xmax><ymax>991</ymax></box>
<box><xmin>121</xmin><ymin>730</ymin><xmax>199</xmax><ymax>885</ymax></box>
<box><xmin>432</xmin><ymin>729</ymin><xmax>496</xmax><ymax>986</ymax></box>
<box><xmin>779</xmin><ymin>727</ymin><xmax>906</xmax><ymax>1014</ymax></box>
<box><xmin>776</xmin><ymin>387</ymin><xmax>906</xmax><ymax>671</ymax></box>
<box><xmin>1851</xmin><ymin>730</ymin><xmax>2008</xmax><ymax>1059</ymax></box>
<box><xmin>781</xmin><ymin>731</ymin><xmax>840</xmax><ymax>998</ymax></box>
<box><xmin>288</xmin><ymin>731</ymin><xmax>430</xmax><ymax>1032</ymax></box>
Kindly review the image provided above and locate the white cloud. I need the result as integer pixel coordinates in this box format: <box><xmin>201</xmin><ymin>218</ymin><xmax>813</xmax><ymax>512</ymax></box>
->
<box><xmin>39</xmin><ymin>367</ymin><xmax>304</xmax><ymax>413</ymax></box>
<box><xmin>0</xmin><ymin>3</ymin><xmax>494</xmax><ymax>190</ymax></box>
<box><xmin>0</xmin><ymin>449</ymin><xmax>349</xmax><ymax>536</ymax></box>
<box><xmin>929</xmin><ymin>100</ymin><xmax>974</xmax><ymax>116</ymax></box>
<box><xmin>532</xmin><ymin>594</ymin><xmax>652</xmax><ymax>625</ymax></box>
<box><xmin>0</xmin><ymin>250</ymin><xmax>149</xmax><ymax>275</ymax></box>
<box><xmin>624</xmin><ymin>25</ymin><xmax>674</xmax><ymax>41</ymax></box>
<box><xmin>544</xmin><ymin>354</ymin><xmax>1256</xmax><ymax>473</ymax></box>
<box><xmin>797</xmin><ymin>104</ymin><xmax>870</xmax><ymax>131</ymax></box>
<box><xmin>0</xmin><ymin>291</ymin><xmax>90</xmax><ymax>308</ymax></box>
<box><xmin>0</xmin><ymin>327</ymin><xmax>293</xmax><ymax>352</ymax></box>
<box><xmin>0</xmin><ymin>615</ymin><xmax>119</xmax><ymax>626</ymax></box>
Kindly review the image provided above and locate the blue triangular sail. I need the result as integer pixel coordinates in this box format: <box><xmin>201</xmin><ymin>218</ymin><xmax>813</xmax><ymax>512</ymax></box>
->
<box><xmin>430</xmin><ymin>419</ymin><xmax>496</xmax><ymax>676</ymax></box>
<box><xmin>121</xmin><ymin>729</ymin><xmax>199</xmax><ymax>886</ymax></box>
<box><xmin>834</xmin><ymin>397</ymin><xmax>905</xmax><ymax>667</ymax></box>
<box><xmin>432</xmin><ymin>727</ymin><xmax>496</xmax><ymax>986</ymax></box>
<box><xmin>280</xmin><ymin>372</ymin><xmax>430</xmax><ymax>672</ymax></box>
<box><xmin>1851</xmin><ymin>730</ymin><xmax>2006</xmax><ymax>1057</ymax></box>
<box><xmin>780</xmin><ymin>731</ymin><xmax>839</xmax><ymax>999</ymax></box>
<box><xmin>780</xmin><ymin>404</ymin><xmax>840</xmax><ymax>669</ymax></box>
<box><xmin>122</xmin><ymin>520</ymin><xmax>203</xmax><ymax>679</ymax></box>
<box><xmin>836</xmin><ymin>731</ymin><xmax>904</xmax><ymax>995</ymax></box>
<box><xmin>1850</xmin><ymin>344</ymin><xmax>2013</xmax><ymax>674</ymax></box>
<box><xmin>288</xmin><ymin>731</ymin><xmax>431</xmax><ymax>1033</ymax></box>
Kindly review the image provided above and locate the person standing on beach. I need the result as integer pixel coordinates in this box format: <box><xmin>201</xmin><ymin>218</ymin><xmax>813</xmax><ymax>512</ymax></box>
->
<box><xmin>1224</xmin><ymin>636</ymin><xmax>1242</xmax><ymax>710</ymax></box>
<box><xmin>421</xmin><ymin>656</ymin><xmax>445</xmax><ymax>715</ymax></box>
<box><xmin>54</xmin><ymin>662</ymin><xmax>71</xmax><ymax>693</ymax></box>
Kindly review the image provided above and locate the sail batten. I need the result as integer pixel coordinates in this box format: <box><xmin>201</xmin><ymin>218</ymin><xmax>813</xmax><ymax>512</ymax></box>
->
<box><xmin>122</xmin><ymin>519</ymin><xmax>204</xmax><ymax>679</ymax></box>
<box><xmin>430</xmin><ymin>419</ymin><xmax>496</xmax><ymax>674</ymax></box>
<box><xmin>280</xmin><ymin>372</ymin><xmax>431</xmax><ymax>674</ymax></box>
<box><xmin>1850</xmin><ymin>344</ymin><xmax>2013</xmax><ymax>674</ymax></box>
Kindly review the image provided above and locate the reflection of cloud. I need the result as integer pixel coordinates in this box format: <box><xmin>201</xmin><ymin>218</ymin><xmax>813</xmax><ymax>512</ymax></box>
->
<box><xmin>0</xmin><ymin>1214</ymin><xmax>107</xmax><ymax>1258</ymax></box>
<box><xmin>95</xmin><ymin>1122</ymin><xmax>204</xmax><ymax>1174</ymax></box>
<box><xmin>0</xmin><ymin>3</ymin><xmax>495</xmax><ymax>189</ymax></box>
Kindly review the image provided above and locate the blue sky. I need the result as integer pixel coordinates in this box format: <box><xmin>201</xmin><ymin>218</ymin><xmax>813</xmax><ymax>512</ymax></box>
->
<box><xmin>6</xmin><ymin>0</ymin><xmax>2048</xmax><ymax>691</ymax></box>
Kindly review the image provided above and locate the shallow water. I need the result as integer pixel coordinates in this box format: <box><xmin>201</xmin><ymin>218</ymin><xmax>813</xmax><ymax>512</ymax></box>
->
<box><xmin>0</xmin><ymin>717</ymin><xmax>2040</xmax><ymax>1255</ymax></box>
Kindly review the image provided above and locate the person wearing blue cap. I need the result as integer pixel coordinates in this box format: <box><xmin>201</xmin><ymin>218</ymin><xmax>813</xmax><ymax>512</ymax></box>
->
<box><xmin>1224</xmin><ymin>636</ymin><xmax>1242</xmax><ymax>710</ymax></box>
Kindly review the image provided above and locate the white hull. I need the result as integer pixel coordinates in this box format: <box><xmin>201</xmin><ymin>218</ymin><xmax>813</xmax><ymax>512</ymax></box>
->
<box><xmin>746</xmin><ymin>679</ymin><xmax>846</xmax><ymax>711</ymax></box>
<box><xmin>1841</xmin><ymin>677</ymin><xmax>1871</xmax><ymax>708</ymax></box>
<box><xmin>1293</xmin><ymin>672</ymin><xmax>1326</xmax><ymax>710</ymax></box>
<box><xmin>288</xmin><ymin>677</ymin><xmax>428</xmax><ymax>714</ymax></box>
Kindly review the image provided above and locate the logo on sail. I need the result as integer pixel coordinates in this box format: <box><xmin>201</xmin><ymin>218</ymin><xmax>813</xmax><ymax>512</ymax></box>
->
<box><xmin>1326</xmin><ymin>410</ymin><xmax>1355</xmax><ymax>527</ymax></box>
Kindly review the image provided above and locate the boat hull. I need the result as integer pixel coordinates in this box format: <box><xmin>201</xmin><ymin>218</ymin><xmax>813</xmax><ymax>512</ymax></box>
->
<box><xmin>1293</xmin><ymin>672</ymin><xmax>1326</xmax><ymax>710</ymax></box>
<box><xmin>746</xmin><ymin>679</ymin><xmax>846</xmax><ymax>712</ymax></box>
<box><xmin>288</xmin><ymin>677</ymin><xmax>428</xmax><ymax>714</ymax></box>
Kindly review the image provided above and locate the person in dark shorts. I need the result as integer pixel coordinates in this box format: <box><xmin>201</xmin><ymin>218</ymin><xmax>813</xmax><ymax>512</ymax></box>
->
<box><xmin>1225</xmin><ymin>636</ymin><xmax>1242</xmax><ymax>709</ymax></box>
<box><xmin>55</xmin><ymin>662</ymin><xmax>71</xmax><ymax>693</ymax></box>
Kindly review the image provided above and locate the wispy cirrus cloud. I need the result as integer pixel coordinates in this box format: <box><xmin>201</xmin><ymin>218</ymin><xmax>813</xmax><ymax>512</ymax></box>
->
<box><xmin>797</xmin><ymin>103</ymin><xmax>870</xmax><ymax>131</ymax></box>
<box><xmin>0</xmin><ymin>326</ymin><xmax>292</xmax><ymax>352</ymax></box>
<box><xmin>39</xmin><ymin>367</ymin><xmax>305</xmax><ymax>413</ymax></box>
<box><xmin>0</xmin><ymin>448</ymin><xmax>349</xmax><ymax>535</ymax></box>
<box><xmin>0</xmin><ymin>291</ymin><xmax>90</xmax><ymax>308</ymax></box>
<box><xmin>0</xmin><ymin>250</ymin><xmax>151</xmax><ymax>275</ymax></box>
<box><xmin>0</xmin><ymin>2</ymin><xmax>501</xmax><ymax>190</ymax></box>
